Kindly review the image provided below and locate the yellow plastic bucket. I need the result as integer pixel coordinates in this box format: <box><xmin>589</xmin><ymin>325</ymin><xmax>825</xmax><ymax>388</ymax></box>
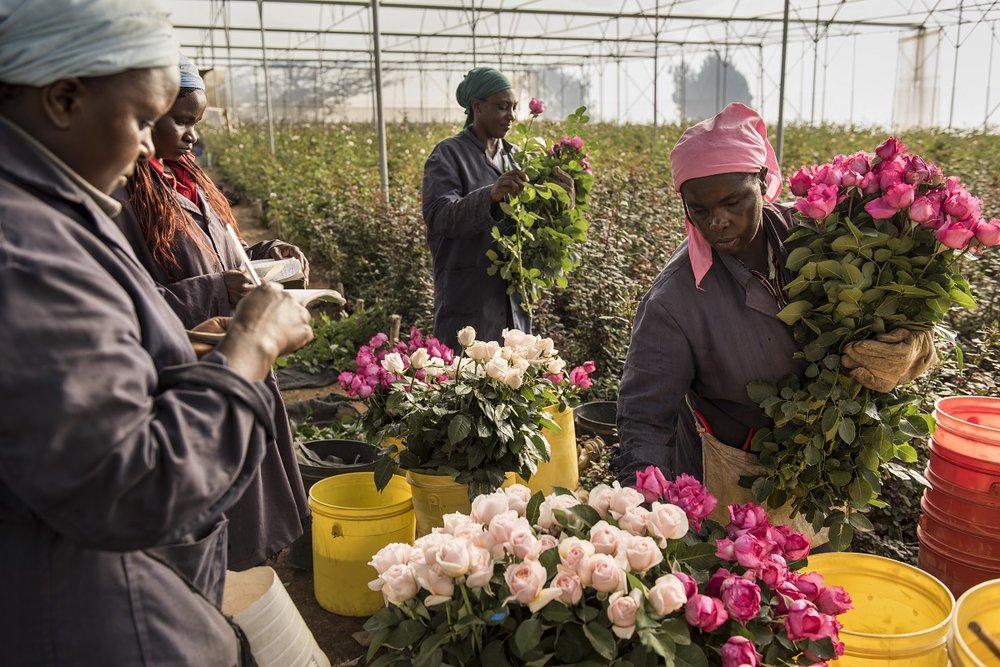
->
<box><xmin>525</xmin><ymin>405</ymin><xmax>579</xmax><ymax>495</ymax></box>
<box><xmin>309</xmin><ymin>472</ymin><xmax>414</xmax><ymax>617</ymax></box>
<box><xmin>949</xmin><ymin>578</ymin><xmax>1000</xmax><ymax>666</ymax></box>
<box><xmin>406</xmin><ymin>470</ymin><xmax>471</xmax><ymax>537</ymax></box>
<box><xmin>808</xmin><ymin>552</ymin><xmax>955</xmax><ymax>666</ymax></box>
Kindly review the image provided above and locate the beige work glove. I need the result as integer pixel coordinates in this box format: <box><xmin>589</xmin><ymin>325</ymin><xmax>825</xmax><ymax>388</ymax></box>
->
<box><xmin>548</xmin><ymin>166</ymin><xmax>576</xmax><ymax>210</ymax></box>
<box><xmin>841</xmin><ymin>328</ymin><xmax>938</xmax><ymax>392</ymax></box>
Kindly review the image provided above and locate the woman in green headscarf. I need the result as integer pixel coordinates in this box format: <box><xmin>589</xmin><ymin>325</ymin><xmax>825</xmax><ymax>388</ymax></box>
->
<box><xmin>421</xmin><ymin>66</ymin><xmax>530</xmax><ymax>349</ymax></box>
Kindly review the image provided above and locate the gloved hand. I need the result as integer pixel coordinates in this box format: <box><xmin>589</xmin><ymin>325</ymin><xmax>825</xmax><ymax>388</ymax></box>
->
<box><xmin>548</xmin><ymin>166</ymin><xmax>576</xmax><ymax>209</ymax></box>
<box><xmin>841</xmin><ymin>328</ymin><xmax>938</xmax><ymax>392</ymax></box>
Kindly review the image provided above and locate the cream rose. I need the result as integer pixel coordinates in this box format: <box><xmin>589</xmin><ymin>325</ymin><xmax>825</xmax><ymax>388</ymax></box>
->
<box><xmin>504</xmin><ymin>484</ymin><xmax>532</xmax><ymax>515</ymax></box>
<box><xmin>648</xmin><ymin>573</ymin><xmax>688</xmax><ymax>616</ymax></box>
<box><xmin>646</xmin><ymin>502</ymin><xmax>690</xmax><ymax>543</ymax></box>
<box><xmin>456</xmin><ymin>326</ymin><xmax>476</xmax><ymax>348</ymax></box>
<box><xmin>581</xmin><ymin>553</ymin><xmax>625</xmax><ymax>593</ymax></box>
<box><xmin>558</xmin><ymin>536</ymin><xmax>596</xmax><ymax>573</ymax></box>
<box><xmin>434</xmin><ymin>537</ymin><xmax>473</xmax><ymax>578</ymax></box>
<box><xmin>471</xmin><ymin>491</ymin><xmax>509</xmax><ymax>525</ymax></box>
<box><xmin>377</xmin><ymin>563</ymin><xmax>419</xmax><ymax>605</ymax></box>
<box><xmin>607</xmin><ymin>589</ymin><xmax>644</xmax><ymax>639</ymax></box>
<box><xmin>624</xmin><ymin>535</ymin><xmax>664</xmax><ymax>573</ymax></box>
<box><xmin>381</xmin><ymin>351</ymin><xmax>405</xmax><ymax>374</ymax></box>
<box><xmin>589</xmin><ymin>520</ymin><xmax>623</xmax><ymax>555</ymax></box>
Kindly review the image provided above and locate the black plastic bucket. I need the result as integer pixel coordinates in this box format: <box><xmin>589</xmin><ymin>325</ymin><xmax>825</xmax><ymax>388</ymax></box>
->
<box><xmin>290</xmin><ymin>439</ymin><xmax>380</xmax><ymax>571</ymax></box>
<box><xmin>575</xmin><ymin>400</ymin><xmax>619</xmax><ymax>443</ymax></box>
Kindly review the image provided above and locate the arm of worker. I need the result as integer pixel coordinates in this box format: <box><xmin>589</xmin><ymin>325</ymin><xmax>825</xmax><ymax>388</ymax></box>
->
<box><xmin>613</xmin><ymin>294</ymin><xmax>697</xmax><ymax>486</ymax></box>
<box><xmin>0</xmin><ymin>248</ymin><xmax>310</xmax><ymax>551</ymax></box>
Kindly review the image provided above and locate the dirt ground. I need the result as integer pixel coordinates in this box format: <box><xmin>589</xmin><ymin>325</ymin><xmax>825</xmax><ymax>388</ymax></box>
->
<box><xmin>231</xmin><ymin>197</ymin><xmax>373</xmax><ymax>666</ymax></box>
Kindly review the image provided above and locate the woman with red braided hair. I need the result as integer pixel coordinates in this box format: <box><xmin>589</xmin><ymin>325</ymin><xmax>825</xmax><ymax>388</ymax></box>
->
<box><xmin>114</xmin><ymin>54</ymin><xmax>311</xmax><ymax>571</ymax></box>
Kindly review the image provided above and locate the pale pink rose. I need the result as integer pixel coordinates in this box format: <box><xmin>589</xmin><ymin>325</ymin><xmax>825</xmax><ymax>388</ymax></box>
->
<box><xmin>586</xmin><ymin>483</ymin><xmax>614</xmax><ymax>517</ymax></box>
<box><xmin>727</xmin><ymin>503</ymin><xmax>769</xmax><ymax>537</ymax></box>
<box><xmin>607</xmin><ymin>589</ymin><xmax>643</xmax><ymax>639</ymax></box>
<box><xmin>486</xmin><ymin>510</ymin><xmax>522</xmax><ymax>544</ymax></box>
<box><xmin>909</xmin><ymin>196</ymin><xmax>939</xmax><ymax>224</ymax></box>
<box><xmin>721</xmin><ymin>636</ymin><xmax>762</xmax><ymax>667</ymax></box>
<box><xmin>785</xmin><ymin>599</ymin><xmax>836</xmax><ymax>641</ymax></box>
<box><xmin>537</xmin><ymin>493</ymin><xmax>580</xmax><ymax>531</ymax></box>
<box><xmin>441</xmin><ymin>512</ymin><xmax>477</xmax><ymax>535</ymax></box>
<box><xmin>508</xmin><ymin>526</ymin><xmax>541</xmax><ymax>560</ymax></box>
<box><xmin>974</xmin><ymin>217</ymin><xmax>1000</xmax><ymax>246</ymax></box>
<box><xmin>435</xmin><ymin>537</ymin><xmax>473</xmax><ymax>577</ymax></box>
<box><xmin>937</xmin><ymin>218</ymin><xmax>976</xmax><ymax>249</ymax></box>
<box><xmin>815</xmin><ymin>585</ymin><xmax>854</xmax><ymax>615</ymax></box>
<box><xmin>465</xmin><ymin>546</ymin><xmax>495</xmax><ymax>589</ymax></box>
<box><xmin>788</xmin><ymin>167</ymin><xmax>813</xmax><ymax>196</ymax></box>
<box><xmin>795</xmin><ymin>183</ymin><xmax>838</xmax><ymax>220</ymax></box>
<box><xmin>413</xmin><ymin>532</ymin><xmax>447</xmax><ymax>567</ymax></box>
<box><xmin>882</xmin><ymin>181</ymin><xmax>916</xmax><ymax>209</ymax></box>
<box><xmin>633</xmin><ymin>465</ymin><xmax>670</xmax><ymax>503</ymax></box>
<box><xmin>537</xmin><ymin>533</ymin><xmax>559</xmax><ymax>553</ymax></box>
<box><xmin>875</xmin><ymin>136</ymin><xmax>907</xmax><ymax>160</ymax></box>
<box><xmin>581</xmin><ymin>553</ymin><xmax>625</xmax><ymax>593</ymax></box>
<box><xmin>607</xmin><ymin>484</ymin><xmax>645</xmax><ymax>520</ymax></box>
<box><xmin>451</xmin><ymin>520</ymin><xmax>486</xmax><ymax>544</ymax></box>
<box><xmin>502</xmin><ymin>368</ymin><xmax>524</xmax><ymax>389</ymax></box>
<box><xmin>504</xmin><ymin>484</ymin><xmax>532</xmax><ymax>515</ymax></box>
<box><xmin>504</xmin><ymin>558</ymin><xmax>547</xmax><ymax>604</ymax></box>
<box><xmin>645</xmin><ymin>502</ymin><xmax>690</xmax><ymax>543</ymax></box>
<box><xmin>618</xmin><ymin>505</ymin><xmax>651</xmax><ymax>536</ymax></box>
<box><xmin>674</xmin><ymin>571</ymin><xmax>698</xmax><ymax>599</ymax></box>
<box><xmin>864</xmin><ymin>196</ymin><xmax>899</xmax><ymax>220</ymax></box>
<box><xmin>589</xmin><ymin>521</ymin><xmax>624</xmax><ymax>555</ymax></box>
<box><xmin>377</xmin><ymin>563</ymin><xmax>419</xmax><ymax>605</ymax></box>
<box><xmin>413</xmin><ymin>562</ymin><xmax>455</xmax><ymax>604</ymax></box>
<box><xmin>369</xmin><ymin>542</ymin><xmax>417</xmax><ymax>574</ymax></box>
<box><xmin>757</xmin><ymin>553</ymin><xmax>789</xmax><ymax>588</ymax></box>
<box><xmin>471</xmin><ymin>491</ymin><xmax>510</xmax><ymax>525</ymax></box>
<box><xmin>720</xmin><ymin>575</ymin><xmax>762</xmax><ymax>624</ymax></box>
<box><xmin>685</xmin><ymin>594</ymin><xmax>729</xmax><ymax>632</ymax></box>
<box><xmin>648</xmin><ymin>573</ymin><xmax>688</xmax><ymax>616</ymax></box>
<box><xmin>558</xmin><ymin>536</ymin><xmax>596</xmax><ymax>573</ymax></box>
<box><xmin>624</xmin><ymin>535</ymin><xmax>664</xmax><ymax>573</ymax></box>
<box><xmin>551</xmin><ymin>566</ymin><xmax>584</xmax><ymax>605</ymax></box>
<box><xmin>792</xmin><ymin>571</ymin><xmax>826</xmax><ymax>601</ymax></box>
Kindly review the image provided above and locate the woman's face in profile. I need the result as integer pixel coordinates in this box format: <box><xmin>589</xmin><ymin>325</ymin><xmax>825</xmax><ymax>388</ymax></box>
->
<box><xmin>153</xmin><ymin>89</ymin><xmax>207</xmax><ymax>161</ymax></box>
<box><xmin>473</xmin><ymin>89</ymin><xmax>518</xmax><ymax>140</ymax></box>
<box><xmin>681</xmin><ymin>171</ymin><xmax>765</xmax><ymax>259</ymax></box>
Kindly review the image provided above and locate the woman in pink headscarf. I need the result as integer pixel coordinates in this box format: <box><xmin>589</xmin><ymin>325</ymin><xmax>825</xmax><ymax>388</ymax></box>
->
<box><xmin>614</xmin><ymin>104</ymin><xmax>932</xmax><ymax>537</ymax></box>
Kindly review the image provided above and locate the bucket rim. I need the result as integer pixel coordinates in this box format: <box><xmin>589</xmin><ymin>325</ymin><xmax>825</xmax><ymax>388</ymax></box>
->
<box><xmin>308</xmin><ymin>471</ymin><xmax>413</xmax><ymax>515</ymax></box>
<box><xmin>934</xmin><ymin>396</ymin><xmax>1000</xmax><ymax>435</ymax></box>
<box><xmin>950</xmin><ymin>578</ymin><xmax>1000</xmax><ymax>667</ymax></box>
<box><xmin>807</xmin><ymin>552</ymin><xmax>956</xmax><ymax>642</ymax></box>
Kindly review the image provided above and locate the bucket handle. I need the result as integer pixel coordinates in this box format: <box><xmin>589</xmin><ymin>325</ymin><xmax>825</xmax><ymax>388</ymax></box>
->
<box><xmin>331</xmin><ymin>523</ymin><xmax>343</xmax><ymax>538</ymax></box>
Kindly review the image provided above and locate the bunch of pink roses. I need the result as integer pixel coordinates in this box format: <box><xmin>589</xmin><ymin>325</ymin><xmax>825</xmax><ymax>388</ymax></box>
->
<box><xmin>789</xmin><ymin>137</ymin><xmax>999</xmax><ymax>252</ymax></box>
<box><xmin>337</xmin><ymin>327</ymin><xmax>454</xmax><ymax>398</ymax></box>
<box><xmin>364</xmin><ymin>471</ymin><xmax>850</xmax><ymax>666</ymax></box>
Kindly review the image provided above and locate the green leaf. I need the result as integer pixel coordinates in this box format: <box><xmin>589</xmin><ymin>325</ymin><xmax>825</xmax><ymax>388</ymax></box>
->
<box><xmin>747</xmin><ymin>379</ymin><xmax>778</xmax><ymax>404</ymax></box>
<box><xmin>513</xmin><ymin>618</ymin><xmax>543</xmax><ymax>657</ymax></box>
<box><xmin>949</xmin><ymin>286</ymin><xmax>977</xmax><ymax>309</ymax></box>
<box><xmin>848</xmin><ymin>512</ymin><xmax>875</xmax><ymax>531</ymax></box>
<box><xmin>638</xmin><ymin>629</ymin><xmax>676</xmax><ymax>661</ymax></box>
<box><xmin>786</xmin><ymin>246</ymin><xmax>814</xmax><ymax>271</ymax></box>
<box><xmin>385</xmin><ymin>619</ymin><xmax>428</xmax><ymax>649</ymax></box>
<box><xmin>447</xmin><ymin>413</ymin><xmax>473</xmax><ymax>445</ymax></box>
<box><xmin>837</xmin><ymin>417</ymin><xmax>857</xmax><ymax>444</ymax></box>
<box><xmin>751</xmin><ymin>476</ymin><xmax>775</xmax><ymax>503</ymax></box>
<box><xmin>526</xmin><ymin>491</ymin><xmax>544</xmax><ymax>526</ymax></box>
<box><xmin>673</xmin><ymin>642</ymin><xmax>710</xmax><ymax>667</ymax></box>
<box><xmin>776</xmin><ymin>300</ymin><xmax>813</xmax><ymax>325</ymax></box>
<box><xmin>582</xmin><ymin>622</ymin><xmax>617</xmax><ymax>661</ymax></box>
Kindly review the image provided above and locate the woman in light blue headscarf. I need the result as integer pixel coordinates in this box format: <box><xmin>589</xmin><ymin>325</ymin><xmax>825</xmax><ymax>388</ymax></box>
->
<box><xmin>421</xmin><ymin>67</ymin><xmax>531</xmax><ymax>348</ymax></box>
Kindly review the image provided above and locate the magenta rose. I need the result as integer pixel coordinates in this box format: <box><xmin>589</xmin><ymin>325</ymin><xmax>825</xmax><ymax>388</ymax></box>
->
<box><xmin>720</xmin><ymin>575</ymin><xmax>762</xmax><ymax>624</ymax></box>
<box><xmin>633</xmin><ymin>465</ymin><xmax>670</xmax><ymax>503</ymax></box>
<box><xmin>665</xmin><ymin>473</ymin><xmax>717</xmax><ymax>531</ymax></box>
<box><xmin>795</xmin><ymin>183</ymin><xmax>838</xmax><ymax>220</ymax></box>
<box><xmin>875</xmin><ymin>136</ymin><xmax>907</xmax><ymax>161</ymax></box>
<box><xmin>943</xmin><ymin>188</ymin><xmax>981</xmax><ymax>221</ymax></box>
<box><xmin>937</xmin><ymin>219</ymin><xmax>976</xmax><ymax>249</ymax></box>
<box><xmin>791</xmin><ymin>571</ymin><xmax>825</xmax><ymax>601</ymax></box>
<box><xmin>528</xmin><ymin>97</ymin><xmax>545</xmax><ymax>115</ymax></box>
<box><xmin>909</xmin><ymin>196</ymin><xmax>940</xmax><ymax>224</ymax></box>
<box><xmin>685</xmin><ymin>594</ymin><xmax>729</xmax><ymax>632</ymax></box>
<box><xmin>772</xmin><ymin>525</ymin><xmax>810</xmax><ymax>561</ymax></box>
<box><xmin>975</xmin><ymin>218</ymin><xmax>1000</xmax><ymax>246</ymax></box>
<box><xmin>733</xmin><ymin>533</ymin><xmax>768</xmax><ymax>569</ymax></box>
<box><xmin>721</xmin><ymin>635</ymin><xmax>762</xmax><ymax>667</ymax></box>
<box><xmin>864</xmin><ymin>196</ymin><xmax>899</xmax><ymax>220</ymax></box>
<box><xmin>859</xmin><ymin>171</ymin><xmax>880</xmax><ymax>195</ymax></box>
<box><xmin>789</xmin><ymin>167</ymin><xmax>813</xmax><ymax>196</ymax></box>
<box><xmin>882</xmin><ymin>181</ymin><xmax>916</xmax><ymax>209</ymax></box>
<box><xmin>715</xmin><ymin>537</ymin><xmax>736</xmax><ymax>561</ymax></box>
<box><xmin>703</xmin><ymin>567</ymin><xmax>731</xmax><ymax>597</ymax></box>
<box><xmin>812</xmin><ymin>164</ymin><xmax>843</xmax><ymax>187</ymax></box>
<box><xmin>815</xmin><ymin>585</ymin><xmax>854</xmax><ymax>615</ymax></box>
<box><xmin>673</xmin><ymin>571</ymin><xmax>698</xmax><ymax>599</ymax></box>
<box><xmin>756</xmin><ymin>553</ymin><xmax>789</xmax><ymax>588</ymax></box>
<box><xmin>785</xmin><ymin>599</ymin><xmax>836</xmax><ymax>642</ymax></box>
<box><xmin>727</xmin><ymin>503</ymin><xmax>769</xmax><ymax>537</ymax></box>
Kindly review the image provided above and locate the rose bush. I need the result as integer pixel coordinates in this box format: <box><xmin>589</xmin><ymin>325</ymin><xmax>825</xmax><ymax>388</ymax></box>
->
<box><xmin>747</xmin><ymin>137</ymin><xmax>999</xmax><ymax>549</ymax></box>
<box><xmin>365</xmin><ymin>469</ymin><xmax>850</xmax><ymax>666</ymax></box>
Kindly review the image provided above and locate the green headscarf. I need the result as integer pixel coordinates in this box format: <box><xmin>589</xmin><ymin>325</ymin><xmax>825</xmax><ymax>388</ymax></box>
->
<box><xmin>455</xmin><ymin>67</ymin><xmax>512</xmax><ymax>128</ymax></box>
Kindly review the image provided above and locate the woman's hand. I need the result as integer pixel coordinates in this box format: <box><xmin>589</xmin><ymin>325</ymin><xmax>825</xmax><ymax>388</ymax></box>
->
<box><xmin>223</xmin><ymin>269</ymin><xmax>255</xmax><ymax>304</ymax></box>
<box><xmin>217</xmin><ymin>283</ymin><xmax>314</xmax><ymax>381</ymax></box>
<box><xmin>269</xmin><ymin>244</ymin><xmax>310</xmax><ymax>287</ymax></box>
<box><xmin>189</xmin><ymin>316</ymin><xmax>229</xmax><ymax>358</ymax></box>
<box><xmin>490</xmin><ymin>168</ymin><xmax>528</xmax><ymax>203</ymax></box>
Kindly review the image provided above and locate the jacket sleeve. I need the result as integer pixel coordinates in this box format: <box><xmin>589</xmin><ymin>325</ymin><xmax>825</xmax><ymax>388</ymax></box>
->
<box><xmin>0</xmin><ymin>237</ymin><xmax>273</xmax><ymax>551</ymax></box>
<box><xmin>614</xmin><ymin>291</ymin><xmax>696</xmax><ymax>483</ymax></box>
<box><xmin>158</xmin><ymin>274</ymin><xmax>231</xmax><ymax>327</ymax></box>
<box><xmin>422</xmin><ymin>143</ymin><xmax>501</xmax><ymax>239</ymax></box>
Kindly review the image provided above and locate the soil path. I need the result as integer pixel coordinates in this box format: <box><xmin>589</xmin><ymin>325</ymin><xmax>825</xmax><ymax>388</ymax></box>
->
<box><xmin>230</xmin><ymin>196</ymin><xmax>369</xmax><ymax>666</ymax></box>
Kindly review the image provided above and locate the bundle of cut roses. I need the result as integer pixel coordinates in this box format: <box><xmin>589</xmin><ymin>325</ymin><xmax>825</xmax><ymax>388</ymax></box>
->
<box><xmin>364</xmin><ymin>467</ymin><xmax>851</xmax><ymax>666</ymax></box>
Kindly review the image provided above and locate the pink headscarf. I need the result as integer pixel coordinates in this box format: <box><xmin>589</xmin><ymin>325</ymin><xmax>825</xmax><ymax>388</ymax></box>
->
<box><xmin>669</xmin><ymin>103</ymin><xmax>782</xmax><ymax>287</ymax></box>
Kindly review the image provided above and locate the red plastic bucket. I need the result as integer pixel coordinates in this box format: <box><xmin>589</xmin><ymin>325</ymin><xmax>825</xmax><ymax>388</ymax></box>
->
<box><xmin>927</xmin><ymin>447</ymin><xmax>1000</xmax><ymax>498</ymax></box>
<box><xmin>933</xmin><ymin>396</ymin><xmax>1000</xmax><ymax>462</ymax></box>
<box><xmin>922</xmin><ymin>486</ymin><xmax>1000</xmax><ymax>530</ymax></box>
<box><xmin>919</xmin><ymin>530</ymin><xmax>1000</xmax><ymax>596</ymax></box>
<box><xmin>918</xmin><ymin>500</ymin><xmax>1000</xmax><ymax>560</ymax></box>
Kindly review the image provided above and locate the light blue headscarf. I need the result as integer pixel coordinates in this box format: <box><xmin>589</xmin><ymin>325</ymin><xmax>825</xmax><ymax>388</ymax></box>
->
<box><xmin>178</xmin><ymin>53</ymin><xmax>205</xmax><ymax>90</ymax></box>
<box><xmin>0</xmin><ymin>0</ymin><xmax>176</xmax><ymax>86</ymax></box>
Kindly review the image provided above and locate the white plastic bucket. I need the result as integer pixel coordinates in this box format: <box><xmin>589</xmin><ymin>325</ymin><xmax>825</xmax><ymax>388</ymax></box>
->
<box><xmin>222</xmin><ymin>566</ymin><xmax>330</xmax><ymax>667</ymax></box>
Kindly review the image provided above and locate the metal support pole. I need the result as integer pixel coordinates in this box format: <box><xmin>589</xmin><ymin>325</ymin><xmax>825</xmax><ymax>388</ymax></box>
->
<box><xmin>652</xmin><ymin>0</ymin><xmax>659</xmax><ymax>145</ymax></box>
<box><xmin>776</xmin><ymin>0</ymin><xmax>790</xmax><ymax>166</ymax></box>
<box><xmin>371</xmin><ymin>0</ymin><xmax>390</xmax><ymax>205</ymax></box>
<box><xmin>256</xmin><ymin>0</ymin><xmax>275</xmax><ymax>154</ymax></box>
<box><xmin>810</xmin><ymin>0</ymin><xmax>820</xmax><ymax>124</ymax></box>
<box><xmin>949</xmin><ymin>0</ymin><xmax>964</xmax><ymax>128</ymax></box>
<box><xmin>987</xmin><ymin>22</ymin><xmax>996</xmax><ymax>131</ymax></box>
